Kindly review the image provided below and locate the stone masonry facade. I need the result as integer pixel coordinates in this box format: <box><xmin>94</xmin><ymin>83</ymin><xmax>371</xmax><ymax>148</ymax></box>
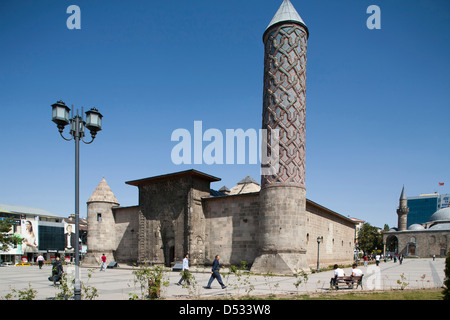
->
<box><xmin>86</xmin><ymin>170</ymin><xmax>356</xmax><ymax>271</ymax></box>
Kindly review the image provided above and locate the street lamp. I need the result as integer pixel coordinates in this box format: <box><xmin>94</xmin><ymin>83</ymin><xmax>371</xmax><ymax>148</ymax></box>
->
<box><xmin>316</xmin><ymin>236</ymin><xmax>323</xmax><ymax>272</ymax></box>
<box><xmin>51</xmin><ymin>100</ymin><xmax>102</xmax><ymax>300</ymax></box>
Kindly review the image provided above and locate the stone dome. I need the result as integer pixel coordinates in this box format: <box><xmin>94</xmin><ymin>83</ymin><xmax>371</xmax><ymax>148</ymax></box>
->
<box><xmin>408</xmin><ymin>224</ymin><xmax>425</xmax><ymax>231</ymax></box>
<box><xmin>429</xmin><ymin>207</ymin><xmax>450</xmax><ymax>223</ymax></box>
<box><xmin>428</xmin><ymin>223</ymin><xmax>450</xmax><ymax>231</ymax></box>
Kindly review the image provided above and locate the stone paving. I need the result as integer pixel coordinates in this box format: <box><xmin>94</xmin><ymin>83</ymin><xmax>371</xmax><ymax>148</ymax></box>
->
<box><xmin>0</xmin><ymin>258</ymin><xmax>446</xmax><ymax>300</ymax></box>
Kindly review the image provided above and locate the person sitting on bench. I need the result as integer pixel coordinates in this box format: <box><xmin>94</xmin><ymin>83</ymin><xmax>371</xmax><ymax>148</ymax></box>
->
<box><xmin>330</xmin><ymin>264</ymin><xmax>345</xmax><ymax>287</ymax></box>
<box><xmin>351</xmin><ymin>263</ymin><xmax>363</xmax><ymax>277</ymax></box>
<box><xmin>350</xmin><ymin>263</ymin><xmax>363</xmax><ymax>288</ymax></box>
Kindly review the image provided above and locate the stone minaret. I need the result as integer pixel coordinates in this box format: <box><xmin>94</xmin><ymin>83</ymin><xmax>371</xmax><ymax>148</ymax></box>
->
<box><xmin>84</xmin><ymin>178</ymin><xmax>120</xmax><ymax>265</ymax></box>
<box><xmin>252</xmin><ymin>0</ymin><xmax>309</xmax><ymax>274</ymax></box>
<box><xmin>397</xmin><ymin>186</ymin><xmax>409</xmax><ymax>231</ymax></box>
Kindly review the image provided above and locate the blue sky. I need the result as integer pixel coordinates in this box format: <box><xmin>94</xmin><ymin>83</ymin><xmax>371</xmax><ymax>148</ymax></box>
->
<box><xmin>0</xmin><ymin>0</ymin><xmax>449</xmax><ymax>228</ymax></box>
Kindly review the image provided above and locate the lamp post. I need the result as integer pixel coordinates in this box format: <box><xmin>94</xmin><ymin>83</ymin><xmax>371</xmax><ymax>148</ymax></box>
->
<box><xmin>51</xmin><ymin>100</ymin><xmax>102</xmax><ymax>300</ymax></box>
<box><xmin>316</xmin><ymin>236</ymin><xmax>323</xmax><ymax>272</ymax></box>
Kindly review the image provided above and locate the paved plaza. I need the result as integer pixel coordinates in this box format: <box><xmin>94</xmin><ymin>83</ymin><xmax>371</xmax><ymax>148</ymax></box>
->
<box><xmin>0</xmin><ymin>258</ymin><xmax>446</xmax><ymax>300</ymax></box>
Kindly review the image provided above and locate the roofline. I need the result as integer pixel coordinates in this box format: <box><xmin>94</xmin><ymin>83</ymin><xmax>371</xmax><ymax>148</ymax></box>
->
<box><xmin>384</xmin><ymin>227</ymin><xmax>449</xmax><ymax>234</ymax></box>
<box><xmin>349</xmin><ymin>217</ymin><xmax>365</xmax><ymax>222</ymax></box>
<box><xmin>202</xmin><ymin>191</ymin><xmax>260</xmax><ymax>200</ymax></box>
<box><xmin>125</xmin><ymin>169</ymin><xmax>221</xmax><ymax>186</ymax></box>
<box><xmin>112</xmin><ymin>205</ymin><xmax>139</xmax><ymax>211</ymax></box>
<box><xmin>306</xmin><ymin>199</ymin><xmax>357</xmax><ymax>225</ymax></box>
<box><xmin>407</xmin><ymin>194</ymin><xmax>439</xmax><ymax>200</ymax></box>
<box><xmin>0</xmin><ymin>203</ymin><xmax>63</xmax><ymax>218</ymax></box>
<box><xmin>201</xmin><ymin>192</ymin><xmax>356</xmax><ymax>224</ymax></box>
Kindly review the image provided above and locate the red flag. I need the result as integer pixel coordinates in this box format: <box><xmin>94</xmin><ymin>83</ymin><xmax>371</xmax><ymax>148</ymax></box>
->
<box><xmin>439</xmin><ymin>182</ymin><xmax>444</xmax><ymax>186</ymax></box>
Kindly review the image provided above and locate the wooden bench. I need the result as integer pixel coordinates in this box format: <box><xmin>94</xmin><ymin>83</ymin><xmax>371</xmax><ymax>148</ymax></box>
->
<box><xmin>330</xmin><ymin>275</ymin><xmax>363</xmax><ymax>290</ymax></box>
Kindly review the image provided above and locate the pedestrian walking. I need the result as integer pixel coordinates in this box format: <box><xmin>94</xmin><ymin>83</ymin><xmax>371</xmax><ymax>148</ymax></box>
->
<box><xmin>363</xmin><ymin>254</ymin><xmax>368</xmax><ymax>267</ymax></box>
<box><xmin>176</xmin><ymin>253</ymin><xmax>191</xmax><ymax>286</ymax></box>
<box><xmin>100</xmin><ymin>253</ymin><xmax>107</xmax><ymax>271</ymax></box>
<box><xmin>375</xmin><ymin>254</ymin><xmax>380</xmax><ymax>266</ymax></box>
<box><xmin>204</xmin><ymin>255</ymin><xmax>226</xmax><ymax>289</ymax></box>
<box><xmin>37</xmin><ymin>254</ymin><xmax>45</xmax><ymax>269</ymax></box>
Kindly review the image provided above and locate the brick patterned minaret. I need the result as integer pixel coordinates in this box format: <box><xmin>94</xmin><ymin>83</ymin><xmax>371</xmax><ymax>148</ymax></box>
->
<box><xmin>251</xmin><ymin>0</ymin><xmax>309</xmax><ymax>274</ymax></box>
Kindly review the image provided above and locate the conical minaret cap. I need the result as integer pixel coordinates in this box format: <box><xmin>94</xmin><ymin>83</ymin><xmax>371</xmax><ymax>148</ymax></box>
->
<box><xmin>266</xmin><ymin>0</ymin><xmax>308</xmax><ymax>33</ymax></box>
<box><xmin>87</xmin><ymin>177</ymin><xmax>120</xmax><ymax>205</ymax></box>
<box><xmin>400</xmin><ymin>185</ymin><xmax>406</xmax><ymax>201</ymax></box>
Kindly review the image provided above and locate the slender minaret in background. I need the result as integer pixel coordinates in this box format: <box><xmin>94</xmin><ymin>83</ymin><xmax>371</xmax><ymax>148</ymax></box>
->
<box><xmin>251</xmin><ymin>0</ymin><xmax>309</xmax><ymax>274</ymax></box>
<box><xmin>397</xmin><ymin>186</ymin><xmax>409</xmax><ymax>231</ymax></box>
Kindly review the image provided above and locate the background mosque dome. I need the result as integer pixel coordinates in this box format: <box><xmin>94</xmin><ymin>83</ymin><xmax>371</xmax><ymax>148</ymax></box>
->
<box><xmin>408</xmin><ymin>223</ymin><xmax>425</xmax><ymax>231</ymax></box>
<box><xmin>428</xmin><ymin>223</ymin><xmax>450</xmax><ymax>231</ymax></box>
<box><xmin>428</xmin><ymin>207</ymin><xmax>450</xmax><ymax>222</ymax></box>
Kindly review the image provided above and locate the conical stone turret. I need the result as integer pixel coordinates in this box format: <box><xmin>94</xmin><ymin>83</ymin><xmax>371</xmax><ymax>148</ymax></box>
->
<box><xmin>84</xmin><ymin>178</ymin><xmax>120</xmax><ymax>265</ymax></box>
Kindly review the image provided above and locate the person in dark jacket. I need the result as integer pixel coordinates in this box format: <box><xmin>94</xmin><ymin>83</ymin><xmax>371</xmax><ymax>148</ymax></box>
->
<box><xmin>204</xmin><ymin>255</ymin><xmax>226</xmax><ymax>289</ymax></box>
<box><xmin>49</xmin><ymin>255</ymin><xmax>64</xmax><ymax>285</ymax></box>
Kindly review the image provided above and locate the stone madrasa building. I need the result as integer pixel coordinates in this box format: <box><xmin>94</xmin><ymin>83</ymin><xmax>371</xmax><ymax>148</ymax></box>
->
<box><xmin>84</xmin><ymin>0</ymin><xmax>357</xmax><ymax>274</ymax></box>
<box><xmin>383</xmin><ymin>187</ymin><xmax>450</xmax><ymax>257</ymax></box>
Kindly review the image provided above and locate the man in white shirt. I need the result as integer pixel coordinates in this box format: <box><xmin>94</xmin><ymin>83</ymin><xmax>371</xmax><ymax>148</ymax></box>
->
<box><xmin>350</xmin><ymin>263</ymin><xmax>364</xmax><ymax>288</ymax></box>
<box><xmin>375</xmin><ymin>254</ymin><xmax>381</xmax><ymax>266</ymax></box>
<box><xmin>351</xmin><ymin>263</ymin><xmax>363</xmax><ymax>277</ymax></box>
<box><xmin>176</xmin><ymin>253</ymin><xmax>191</xmax><ymax>286</ymax></box>
<box><xmin>334</xmin><ymin>264</ymin><xmax>345</xmax><ymax>277</ymax></box>
<box><xmin>331</xmin><ymin>264</ymin><xmax>345</xmax><ymax>288</ymax></box>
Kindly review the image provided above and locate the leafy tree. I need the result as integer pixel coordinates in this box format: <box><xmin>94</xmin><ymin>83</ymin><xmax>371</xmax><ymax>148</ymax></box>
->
<box><xmin>357</xmin><ymin>222</ymin><xmax>383</xmax><ymax>254</ymax></box>
<box><xmin>0</xmin><ymin>217</ymin><xmax>21</xmax><ymax>252</ymax></box>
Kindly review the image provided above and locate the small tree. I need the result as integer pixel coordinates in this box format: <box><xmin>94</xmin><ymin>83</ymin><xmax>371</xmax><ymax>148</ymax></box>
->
<box><xmin>229</xmin><ymin>261</ymin><xmax>254</xmax><ymax>298</ymax></box>
<box><xmin>0</xmin><ymin>218</ymin><xmax>21</xmax><ymax>252</ymax></box>
<box><xmin>293</xmin><ymin>269</ymin><xmax>309</xmax><ymax>294</ymax></box>
<box><xmin>3</xmin><ymin>283</ymin><xmax>37</xmax><ymax>300</ymax></box>
<box><xmin>357</xmin><ymin>222</ymin><xmax>383</xmax><ymax>254</ymax></box>
<box><xmin>130</xmin><ymin>264</ymin><xmax>169</xmax><ymax>300</ymax></box>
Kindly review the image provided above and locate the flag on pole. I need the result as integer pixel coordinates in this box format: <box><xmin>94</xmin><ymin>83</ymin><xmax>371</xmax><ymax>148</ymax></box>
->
<box><xmin>439</xmin><ymin>182</ymin><xmax>444</xmax><ymax>186</ymax></box>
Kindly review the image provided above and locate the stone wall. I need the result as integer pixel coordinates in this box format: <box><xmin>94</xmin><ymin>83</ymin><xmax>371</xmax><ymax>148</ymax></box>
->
<box><xmin>384</xmin><ymin>230</ymin><xmax>449</xmax><ymax>257</ymax></box>
<box><xmin>136</xmin><ymin>175</ymin><xmax>211</xmax><ymax>266</ymax></box>
<box><xmin>305</xmin><ymin>201</ymin><xmax>356</xmax><ymax>267</ymax></box>
<box><xmin>203</xmin><ymin>192</ymin><xmax>356</xmax><ymax>269</ymax></box>
<box><xmin>113</xmin><ymin>206</ymin><xmax>139</xmax><ymax>263</ymax></box>
<box><xmin>203</xmin><ymin>193</ymin><xmax>260</xmax><ymax>266</ymax></box>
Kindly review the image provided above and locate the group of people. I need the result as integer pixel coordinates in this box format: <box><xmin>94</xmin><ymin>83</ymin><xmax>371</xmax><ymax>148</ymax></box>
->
<box><xmin>44</xmin><ymin>252</ymin><xmax>370</xmax><ymax>291</ymax></box>
<box><xmin>362</xmin><ymin>253</ymin><xmax>405</xmax><ymax>267</ymax></box>
<box><xmin>176</xmin><ymin>253</ymin><xmax>227</xmax><ymax>289</ymax></box>
<box><xmin>330</xmin><ymin>263</ymin><xmax>363</xmax><ymax>288</ymax></box>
